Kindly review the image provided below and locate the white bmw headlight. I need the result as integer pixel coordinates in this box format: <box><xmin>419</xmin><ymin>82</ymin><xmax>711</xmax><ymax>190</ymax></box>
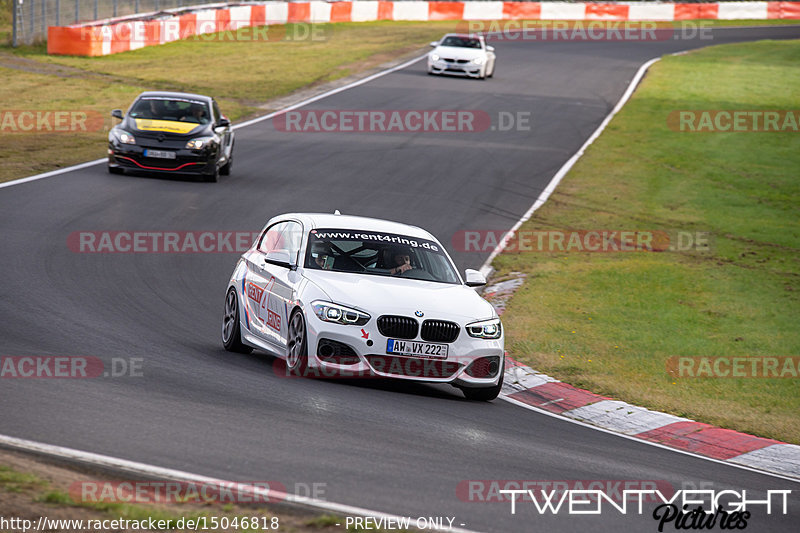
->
<box><xmin>186</xmin><ymin>137</ymin><xmax>214</xmax><ymax>149</ymax></box>
<box><xmin>312</xmin><ymin>301</ymin><xmax>370</xmax><ymax>326</ymax></box>
<box><xmin>466</xmin><ymin>318</ymin><xmax>501</xmax><ymax>339</ymax></box>
<box><xmin>472</xmin><ymin>56</ymin><xmax>485</xmax><ymax>65</ymax></box>
<box><xmin>430</xmin><ymin>53</ymin><xmax>440</xmax><ymax>61</ymax></box>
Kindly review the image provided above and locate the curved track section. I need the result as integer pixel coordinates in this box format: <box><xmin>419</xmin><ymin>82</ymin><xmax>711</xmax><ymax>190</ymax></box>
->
<box><xmin>2</xmin><ymin>26</ymin><xmax>799</xmax><ymax>532</ymax></box>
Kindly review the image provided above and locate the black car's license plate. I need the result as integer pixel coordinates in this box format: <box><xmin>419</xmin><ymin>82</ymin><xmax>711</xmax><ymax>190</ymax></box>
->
<box><xmin>143</xmin><ymin>149</ymin><xmax>176</xmax><ymax>159</ymax></box>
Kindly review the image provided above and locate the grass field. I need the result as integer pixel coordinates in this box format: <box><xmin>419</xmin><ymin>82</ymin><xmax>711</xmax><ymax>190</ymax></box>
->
<box><xmin>1</xmin><ymin>16</ymin><xmax>798</xmax><ymax>183</ymax></box>
<box><xmin>0</xmin><ymin>19</ymin><xmax>463</xmax><ymax>183</ymax></box>
<box><xmin>494</xmin><ymin>39</ymin><xmax>800</xmax><ymax>443</ymax></box>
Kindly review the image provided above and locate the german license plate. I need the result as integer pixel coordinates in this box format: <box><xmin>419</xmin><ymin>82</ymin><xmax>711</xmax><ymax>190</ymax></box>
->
<box><xmin>143</xmin><ymin>149</ymin><xmax>176</xmax><ymax>159</ymax></box>
<box><xmin>386</xmin><ymin>339</ymin><xmax>448</xmax><ymax>359</ymax></box>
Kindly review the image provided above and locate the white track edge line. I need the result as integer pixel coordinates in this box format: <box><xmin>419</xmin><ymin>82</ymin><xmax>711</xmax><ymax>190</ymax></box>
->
<box><xmin>0</xmin><ymin>54</ymin><xmax>427</xmax><ymax>191</ymax></box>
<box><xmin>0</xmin><ymin>433</ymin><xmax>482</xmax><ymax>533</ymax></box>
<box><xmin>478</xmin><ymin>56</ymin><xmax>661</xmax><ymax>277</ymax></box>
<box><xmin>498</xmin><ymin>394</ymin><xmax>800</xmax><ymax>484</ymax></box>
<box><xmin>0</xmin><ymin>159</ymin><xmax>106</xmax><ymax>190</ymax></box>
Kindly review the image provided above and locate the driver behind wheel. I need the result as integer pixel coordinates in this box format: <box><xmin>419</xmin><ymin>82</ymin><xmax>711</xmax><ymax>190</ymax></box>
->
<box><xmin>388</xmin><ymin>247</ymin><xmax>414</xmax><ymax>276</ymax></box>
<box><xmin>311</xmin><ymin>242</ymin><xmax>334</xmax><ymax>270</ymax></box>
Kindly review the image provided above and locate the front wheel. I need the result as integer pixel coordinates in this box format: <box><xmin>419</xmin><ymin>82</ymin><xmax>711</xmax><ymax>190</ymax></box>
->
<box><xmin>222</xmin><ymin>287</ymin><xmax>252</xmax><ymax>353</ymax></box>
<box><xmin>203</xmin><ymin>164</ymin><xmax>219</xmax><ymax>183</ymax></box>
<box><xmin>461</xmin><ymin>370</ymin><xmax>503</xmax><ymax>401</ymax></box>
<box><xmin>286</xmin><ymin>310</ymin><xmax>309</xmax><ymax>376</ymax></box>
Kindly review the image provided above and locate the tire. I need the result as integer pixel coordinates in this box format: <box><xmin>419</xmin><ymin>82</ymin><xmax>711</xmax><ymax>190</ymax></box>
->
<box><xmin>203</xmin><ymin>164</ymin><xmax>219</xmax><ymax>183</ymax></box>
<box><xmin>222</xmin><ymin>287</ymin><xmax>253</xmax><ymax>354</ymax></box>
<box><xmin>286</xmin><ymin>310</ymin><xmax>309</xmax><ymax>376</ymax></box>
<box><xmin>108</xmin><ymin>165</ymin><xmax>124</xmax><ymax>175</ymax></box>
<box><xmin>488</xmin><ymin>63</ymin><xmax>495</xmax><ymax>78</ymax></box>
<box><xmin>461</xmin><ymin>362</ymin><xmax>504</xmax><ymax>401</ymax></box>
<box><xmin>220</xmin><ymin>144</ymin><xmax>233</xmax><ymax>176</ymax></box>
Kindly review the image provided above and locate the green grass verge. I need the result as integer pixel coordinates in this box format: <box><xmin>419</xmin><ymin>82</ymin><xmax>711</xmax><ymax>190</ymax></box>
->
<box><xmin>0</xmin><ymin>465</ymin><xmax>45</xmax><ymax>493</ymax></box>
<box><xmin>494</xmin><ymin>39</ymin><xmax>800</xmax><ymax>444</ymax></box>
<box><xmin>1</xmin><ymin>459</ymin><xmax>355</xmax><ymax>532</ymax></box>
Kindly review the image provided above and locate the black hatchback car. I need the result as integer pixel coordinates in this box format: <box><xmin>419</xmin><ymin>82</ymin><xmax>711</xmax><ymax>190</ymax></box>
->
<box><xmin>108</xmin><ymin>91</ymin><xmax>234</xmax><ymax>182</ymax></box>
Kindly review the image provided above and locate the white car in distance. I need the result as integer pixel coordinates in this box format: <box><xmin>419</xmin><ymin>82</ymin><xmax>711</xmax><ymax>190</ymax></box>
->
<box><xmin>222</xmin><ymin>212</ymin><xmax>505</xmax><ymax>401</ymax></box>
<box><xmin>428</xmin><ymin>33</ymin><xmax>496</xmax><ymax>79</ymax></box>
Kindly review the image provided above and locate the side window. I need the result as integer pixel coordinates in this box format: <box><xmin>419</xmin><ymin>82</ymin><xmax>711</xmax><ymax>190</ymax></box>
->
<box><xmin>212</xmin><ymin>101</ymin><xmax>222</xmax><ymax>123</ymax></box>
<box><xmin>257</xmin><ymin>221</ymin><xmax>303</xmax><ymax>263</ymax></box>
<box><xmin>281</xmin><ymin>222</ymin><xmax>303</xmax><ymax>263</ymax></box>
<box><xmin>258</xmin><ymin>222</ymin><xmax>287</xmax><ymax>254</ymax></box>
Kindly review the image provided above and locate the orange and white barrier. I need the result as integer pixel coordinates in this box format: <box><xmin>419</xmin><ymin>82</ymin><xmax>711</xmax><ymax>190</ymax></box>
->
<box><xmin>48</xmin><ymin>1</ymin><xmax>800</xmax><ymax>56</ymax></box>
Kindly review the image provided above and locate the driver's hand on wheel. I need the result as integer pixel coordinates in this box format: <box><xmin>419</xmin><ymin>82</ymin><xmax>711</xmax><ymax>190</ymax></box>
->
<box><xmin>391</xmin><ymin>255</ymin><xmax>412</xmax><ymax>275</ymax></box>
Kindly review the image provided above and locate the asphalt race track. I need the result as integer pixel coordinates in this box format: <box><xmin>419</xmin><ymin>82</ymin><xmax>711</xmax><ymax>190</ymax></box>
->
<box><xmin>2</xmin><ymin>26</ymin><xmax>799</xmax><ymax>532</ymax></box>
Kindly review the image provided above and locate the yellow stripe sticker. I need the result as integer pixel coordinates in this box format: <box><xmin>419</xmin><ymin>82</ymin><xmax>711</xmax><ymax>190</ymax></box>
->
<box><xmin>134</xmin><ymin>119</ymin><xmax>199</xmax><ymax>134</ymax></box>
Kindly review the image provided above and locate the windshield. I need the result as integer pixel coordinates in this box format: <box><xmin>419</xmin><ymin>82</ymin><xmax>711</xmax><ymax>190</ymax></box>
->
<box><xmin>305</xmin><ymin>229</ymin><xmax>460</xmax><ymax>285</ymax></box>
<box><xmin>129</xmin><ymin>97</ymin><xmax>211</xmax><ymax>124</ymax></box>
<box><xmin>440</xmin><ymin>36</ymin><xmax>482</xmax><ymax>49</ymax></box>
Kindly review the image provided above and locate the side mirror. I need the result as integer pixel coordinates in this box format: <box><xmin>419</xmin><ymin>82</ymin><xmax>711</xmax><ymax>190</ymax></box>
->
<box><xmin>429</xmin><ymin>41</ymin><xmax>438</xmax><ymax>47</ymax></box>
<box><xmin>111</xmin><ymin>109</ymin><xmax>123</xmax><ymax>120</ymax></box>
<box><xmin>217</xmin><ymin>117</ymin><xmax>231</xmax><ymax>128</ymax></box>
<box><xmin>264</xmin><ymin>250</ymin><xmax>296</xmax><ymax>270</ymax></box>
<box><xmin>486</xmin><ymin>46</ymin><xmax>495</xmax><ymax>52</ymax></box>
<box><xmin>464</xmin><ymin>269</ymin><xmax>486</xmax><ymax>287</ymax></box>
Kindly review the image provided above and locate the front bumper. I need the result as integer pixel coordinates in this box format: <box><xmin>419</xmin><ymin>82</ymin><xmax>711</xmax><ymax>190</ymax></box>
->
<box><xmin>305</xmin><ymin>313</ymin><xmax>504</xmax><ymax>386</ymax></box>
<box><xmin>428</xmin><ymin>59</ymin><xmax>484</xmax><ymax>78</ymax></box>
<box><xmin>108</xmin><ymin>143</ymin><xmax>216</xmax><ymax>175</ymax></box>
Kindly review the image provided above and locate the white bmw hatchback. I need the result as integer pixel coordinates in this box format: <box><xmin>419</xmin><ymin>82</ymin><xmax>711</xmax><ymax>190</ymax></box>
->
<box><xmin>428</xmin><ymin>33</ymin><xmax>496</xmax><ymax>79</ymax></box>
<box><xmin>222</xmin><ymin>213</ymin><xmax>505</xmax><ymax>400</ymax></box>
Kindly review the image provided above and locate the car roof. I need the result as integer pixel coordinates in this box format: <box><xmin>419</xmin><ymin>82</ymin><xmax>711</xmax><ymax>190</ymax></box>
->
<box><xmin>441</xmin><ymin>33</ymin><xmax>483</xmax><ymax>40</ymax></box>
<box><xmin>135</xmin><ymin>91</ymin><xmax>213</xmax><ymax>104</ymax></box>
<box><xmin>274</xmin><ymin>213</ymin><xmax>437</xmax><ymax>241</ymax></box>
